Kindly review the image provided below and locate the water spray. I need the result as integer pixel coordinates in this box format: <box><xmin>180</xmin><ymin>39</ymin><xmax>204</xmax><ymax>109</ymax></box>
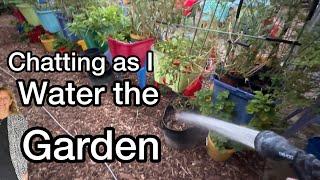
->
<box><xmin>177</xmin><ymin>112</ymin><xmax>320</xmax><ymax>180</ymax></box>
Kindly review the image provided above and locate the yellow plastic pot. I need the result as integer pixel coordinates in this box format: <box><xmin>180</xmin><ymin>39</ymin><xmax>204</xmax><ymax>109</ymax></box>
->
<box><xmin>77</xmin><ymin>40</ymin><xmax>88</xmax><ymax>51</ymax></box>
<box><xmin>207</xmin><ymin>134</ymin><xmax>235</xmax><ymax>162</ymax></box>
<box><xmin>40</xmin><ymin>38</ymin><xmax>56</xmax><ymax>53</ymax></box>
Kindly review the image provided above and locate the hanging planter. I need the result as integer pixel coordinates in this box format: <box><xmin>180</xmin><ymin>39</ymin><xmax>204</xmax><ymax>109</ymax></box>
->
<box><xmin>84</xmin><ymin>48</ymin><xmax>114</xmax><ymax>86</ymax></box>
<box><xmin>16</xmin><ymin>3</ymin><xmax>41</xmax><ymax>26</ymax></box>
<box><xmin>56</xmin><ymin>12</ymin><xmax>78</xmax><ymax>41</ymax></box>
<box><xmin>27</xmin><ymin>25</ymin><xmax>45</xmax><ymax>43</ymax></box>
<box><xmin>40</xmin><ymin>34</ymin><xmax>56</xmax><ymax>52</ymax></box>
<box><xmin>160</xmin><ymin>105</ymin><xmax>207</xmax><ymax>150</ymax></box>
<box><xmin>212</xmin><ymin>78</ymin><xmax>254</xmax><ymax>125</ymax></box>
<box><xmin>36</xmin><ymin>10</ymin><xmax>62</xmax><ymax>33</ymax></box>
<box><xmin>206</xmin><ymin>133</ymin><xmax>235</xmax><ymax>161</ymax></box>
<box><xmin>108</xmin><ymin>37</ymin><xmax>154</xmax><ymax>66</ymax></box>
<box><xmin>12</xmin><ymin>8</ymin><xmax>26</xmax><ymax>23</ymax></box>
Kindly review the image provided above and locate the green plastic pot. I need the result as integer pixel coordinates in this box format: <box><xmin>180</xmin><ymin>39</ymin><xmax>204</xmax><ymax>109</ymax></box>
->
<box><xmin>83</xmin><ymin>33</ymin><xmax>108</xmax><ymax>53</ymax></box>
<box><xmin>16</xmin><ymin>3</ymin><xmax>40</xmax><ymax>26</ymax></box>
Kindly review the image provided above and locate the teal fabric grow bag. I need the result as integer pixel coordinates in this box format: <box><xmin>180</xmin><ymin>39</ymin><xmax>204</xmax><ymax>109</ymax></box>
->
<box><xmin>213</xmin><ymin>78</ymin><xmax>254</xmax><ymax>125</ymax></box>
<box><xmin>37</xmin><ymin>10</ymin><xmax>62</xmax><ymax>33</ymax></box>
<box><xmin>203</xmin><ymin>0</ymin><xmax>233</xmax><ymax>22</ymax></box>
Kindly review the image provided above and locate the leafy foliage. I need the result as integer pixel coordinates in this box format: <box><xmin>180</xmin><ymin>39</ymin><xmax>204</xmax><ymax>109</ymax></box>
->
<box><xmin>190</xmin><ymin>89</ymin><xmax>214</xmax><ymax>116</ymax></box>
<box><xmin>68</xmin><ymin>6</ymin><xmax>130</xmax><ymax>46</ymax></box>
<box><xmin>212</xmin><ymin>91</ymin><xmax>235</xmax><ymax>120</ymax></box>
<box><xmin>247</xmin><ymin>91</ymin><xmax>278</xmax><ymax>130</ymax></box>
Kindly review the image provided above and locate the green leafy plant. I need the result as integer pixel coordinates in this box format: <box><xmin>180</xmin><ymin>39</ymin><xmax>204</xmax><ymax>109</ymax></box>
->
<box><xmin>155</xmin><ymin>38</ymin><xmax>205</xmax><ymax>84</ymax></box>
<box><xmin>247</xmin><ymin>91</ymin><xmax>278</xmax><ymax>130</ymax></box>
<box><xmin>68</xmin><ymin>5</ymin><xmax>130</xmax><ymax>46</ymax></box>
<box><xmin>53</xmin><ymin>37</ymin><xmax>80</xmax><ymax>51</ymax></box>
<box><xmin>190</xmin><ymin>89</ymin><xmax>214</xmax><ymax>116</ymax></box>
<box><xmin>212</xmin><ymin>91</ymin><xmax>235</xmax><ymax>120</ymax></box>
<box><xmin>40</xmin><ymin>34</ymin><xmax>54</xmax><ymax>40</ymax></box>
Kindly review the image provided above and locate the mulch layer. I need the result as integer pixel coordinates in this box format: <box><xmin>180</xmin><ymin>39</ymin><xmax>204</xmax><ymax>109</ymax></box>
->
<box><xmin>0</xmin><ymin>13</ymin><xmax>265</xmax><ymax>180</ymax></box>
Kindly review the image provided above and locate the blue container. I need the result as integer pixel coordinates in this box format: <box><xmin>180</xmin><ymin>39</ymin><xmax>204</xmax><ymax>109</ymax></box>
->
<box><xmin>213</xmin><ymin>78</ymin><xmax>254</xmax><ymax>125</ymax></box>
<box><xmin>36</xmin><ymin>10</ymin><xmax>62</xmax><ymax>33</ymax></box>
<box><xmin>16</xmin><ymin>23</ymin><xmax>24</xmax><ymax>34</ymax></box>
<box><xmin>137</xmin><ymin>63</ymin><xmax>147</xmax><ymax>89</ymax></box>
<box><xmin>56</xmin><ymin>12</ymin><xmax>79</xmax><ymax>41</ymax></box>
<box><xmin>306</xmin><ymin>137</ymin><xmax>320</xmax><ymax>160</ymax></box>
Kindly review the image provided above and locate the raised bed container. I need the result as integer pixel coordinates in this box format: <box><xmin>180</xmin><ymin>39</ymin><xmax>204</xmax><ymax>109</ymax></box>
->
<box><xmin>213</xmin><ymin>78</ymin><xmax>254</xmax><ymax>125</ymax></box>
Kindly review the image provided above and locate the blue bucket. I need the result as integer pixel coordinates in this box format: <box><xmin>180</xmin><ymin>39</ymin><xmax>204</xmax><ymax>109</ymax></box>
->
<box><xmin>213</xmin><ymin>78</ymin><xmax>254</xmax><ymax>125</ymax></box>
<box><xmin>306</xmin><ymin>137</ymin><xmax>320</xmax><ymax>160</ymax></box>
<box><xmin>36</xmin><ymin>10</ymin><xmax>61</xmax><ymax>33</ymax></box>
<box><xmin>56</xmin><ymin>12</ymin><xmax>79</xmax><ymax>41</ymax></box>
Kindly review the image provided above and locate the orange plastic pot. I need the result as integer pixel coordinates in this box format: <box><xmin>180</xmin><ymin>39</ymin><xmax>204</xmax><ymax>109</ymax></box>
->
<box><xmin>207</xmin><ymin>134</ymin><xmax>235</xmax><ymax>161</ymax></box>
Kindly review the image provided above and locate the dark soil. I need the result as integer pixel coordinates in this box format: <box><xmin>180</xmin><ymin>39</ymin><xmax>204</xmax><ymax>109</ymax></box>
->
<box><xmin>0</xmin><ymin>13</ymin><xmax>265</xmax><ymax>180</ymax></box>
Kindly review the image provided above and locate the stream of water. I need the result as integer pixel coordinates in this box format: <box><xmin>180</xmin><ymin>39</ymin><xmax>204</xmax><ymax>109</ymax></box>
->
<box><xmin>176</xmin><ymin>112</ymin><xmax>260</xmax><ymax>149</ymax></box>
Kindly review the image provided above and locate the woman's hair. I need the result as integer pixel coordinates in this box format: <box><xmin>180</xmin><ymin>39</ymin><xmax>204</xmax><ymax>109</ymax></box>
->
<box><xmin>0</xmin><ymin>86</ymin><xmax>19</xmax><ymax>114</ymax></box>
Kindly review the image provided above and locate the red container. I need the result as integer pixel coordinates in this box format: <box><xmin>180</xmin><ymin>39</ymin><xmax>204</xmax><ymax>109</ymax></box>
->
<box><xmin>183</xmin><ymin>0</ymin><xmax>198</xmax><ymax>16</ymax></box>
<box><xmin>183</xmin><ymin>75</ymin><xmax>203</xmax><ymax>97</ymax></box>
<box><xmin>27</xmin><ymin>26</ymin><xmax>45</xmax><ymax>43</ymax></box>
<box><xmin>108</xmin><ymin>38</ymin><xmax>154</xmax><ymax>66</ymax></box>
<box><xmin>12</xmin><ymin>8</ymin><xmax>26</xmax><ymax>23</ymax></box>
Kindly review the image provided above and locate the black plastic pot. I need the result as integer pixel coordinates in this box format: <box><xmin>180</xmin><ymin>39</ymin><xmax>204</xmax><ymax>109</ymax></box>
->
<box><xmin>160</xmin><ymin>105</ymin><xmax>208</xmax><ymax>150</ymax></box>
<box><xmin>84</xmin><ymin>48</ymin><xmax>114</xmax><ymax>86</ymax></box>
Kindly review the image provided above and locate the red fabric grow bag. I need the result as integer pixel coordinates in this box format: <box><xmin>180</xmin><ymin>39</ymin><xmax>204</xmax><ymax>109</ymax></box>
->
<box><xmin>12</xmin><ymin>8</ymin><xmax>26</xmax><ymax>23</ymax></box>
<box><xmin>183</xmin><ymin>75</ymin><xmax>203</xmax><ymax>97</ymax></box>
<box><xmin>28</xmin><ymin>26</ymin><xmax>45</xmax><ymax>43</ymax></box>
<box><xmin>108</xmin><ymin>38</ymin><xmax>154</xmax><ymax>66</ymax></box>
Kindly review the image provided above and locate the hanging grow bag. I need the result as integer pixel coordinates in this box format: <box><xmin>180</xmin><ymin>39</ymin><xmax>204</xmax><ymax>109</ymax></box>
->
<box><xmin>108</xmin><ymin>38</ymin><xmax>154</xmax><ymax>66</ymax></box>
<box><xmin>36</xmin><ymin>10</ymin><xmax>62</xmax><ymax>33</ymax></box>
<box><xmin>12</xmin><ymin>8</ymin><xmax>26</xmax><ymax>23</ymax></box>
<box><xmin>16</xmin><ymin>3</ymin><xmax>41</xmax><ymax>26</ymax></box>
<box><xmin>213</xmin><ymin>78</ymin><xmax>254</xmax><ymax>125</ymax></box>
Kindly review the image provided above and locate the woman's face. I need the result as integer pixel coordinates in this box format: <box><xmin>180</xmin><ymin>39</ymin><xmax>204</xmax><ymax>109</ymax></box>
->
<box><xmin>0</xmin><ymin>91</ymin><xmax>12</xmax><ymax>113</ymax></box>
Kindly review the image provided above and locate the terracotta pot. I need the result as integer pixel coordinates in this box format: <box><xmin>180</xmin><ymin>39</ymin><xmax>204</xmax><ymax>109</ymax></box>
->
<box><xmin>207</xmin><ymin>134</ymin><xmax>235</xmax><ymax>161</ymax></box>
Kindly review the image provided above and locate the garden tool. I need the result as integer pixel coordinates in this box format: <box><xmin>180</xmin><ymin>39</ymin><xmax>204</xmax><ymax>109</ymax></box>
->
<box><xmin>176</xmin><ymin>112</ymin><xmax>320</xmax><ymax>180</ymax></box>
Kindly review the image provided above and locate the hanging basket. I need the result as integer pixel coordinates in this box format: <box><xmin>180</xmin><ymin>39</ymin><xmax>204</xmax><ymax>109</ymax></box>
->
<box><xmin>108</xmin><ymin>37</ymin><xmax>154</xmax><ymax>66</ymax></box>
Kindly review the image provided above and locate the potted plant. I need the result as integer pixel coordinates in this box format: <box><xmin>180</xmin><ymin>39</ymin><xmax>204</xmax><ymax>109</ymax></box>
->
<box><xmin>68</xmin><ymin>5</ymin><xmax>129</xmax><ymax>53</ymax></box>
<box><xmin>53</xmin><ymin>37</ymin><xmax>81</xmax><ymax>53</ymax></box>
<box><xmin>22</xmin><ymin>23</ymin><xmax>45</xmax><ymax>43</ymax></box>
<box><xmin>40</xmin><ymin>33</ymin><xmax>56</xmax><ymax>52</ymax></box>
<box><xmin>194</xmin><ymin>90</ymin><xmax>242</xmax><ymax>161</ymax></box>
<box><xmin>160</xmin><ymin>96</ymin><xmax>208</xmax><ymax>150</ymax></box>
<box><xmin>154</xmin><ymin>38</ymin><xmax>206</xmax><ymax>93</ymax></box>
<box><xmin>83</xmin><ymin>48</ymin><xmax>114</xmax><ymax>86</ymax></box>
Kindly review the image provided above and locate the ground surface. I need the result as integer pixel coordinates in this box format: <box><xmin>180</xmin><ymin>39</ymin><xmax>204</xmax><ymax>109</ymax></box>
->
<box><xmin>0</xmin><ymin>13</ymin><xmax>264</xmax><ymax>180</ymax></box>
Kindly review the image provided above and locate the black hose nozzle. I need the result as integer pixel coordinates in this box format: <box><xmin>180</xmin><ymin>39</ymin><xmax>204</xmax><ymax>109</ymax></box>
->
<box><xmin>255</xmin><ymin>131</ymin><xmax>320</xmax><ymax>180</ymax></box>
